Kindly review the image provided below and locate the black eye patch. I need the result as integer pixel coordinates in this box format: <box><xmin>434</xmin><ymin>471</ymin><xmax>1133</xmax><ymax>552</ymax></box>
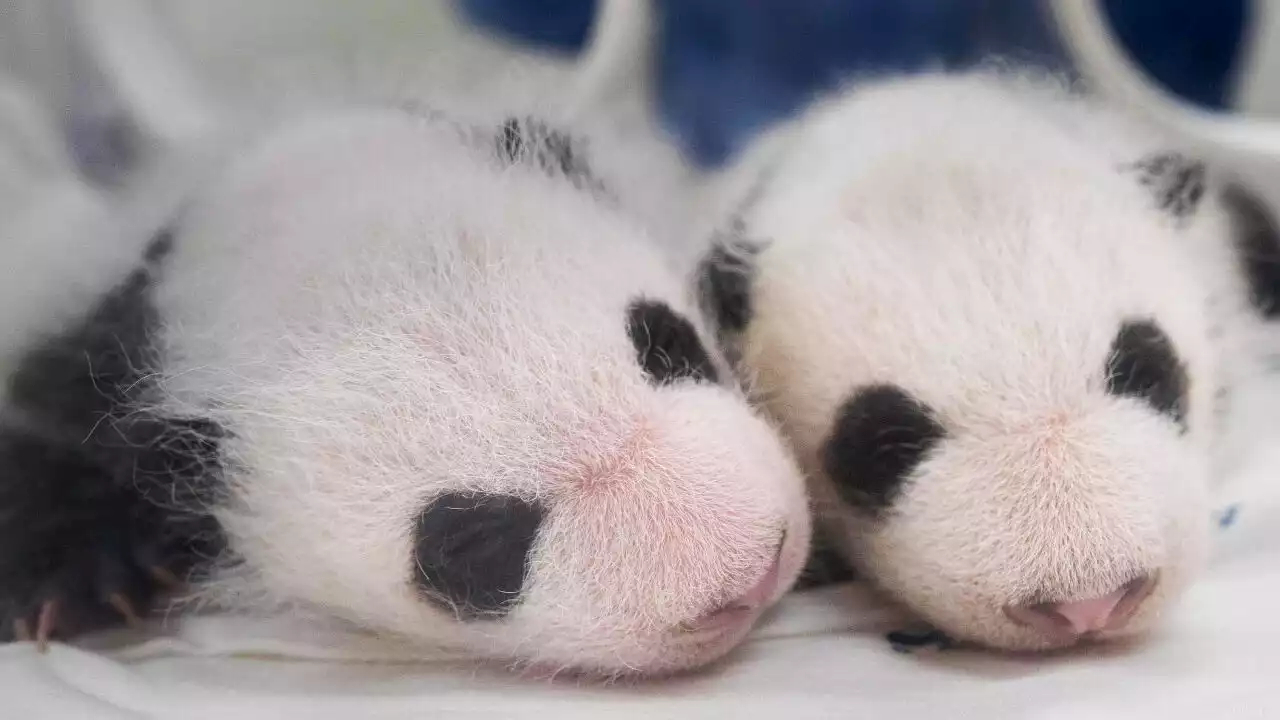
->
<box><xmin>626</xmin><ymin>299</ymin><xmax>720</xmax><ymax>386</ymax></box>
<box><xmin>822</xmin><ymin>384</ymin><xmax>946</xmax><ymax>517</ymax></box>
<box><xmin>412</xmin><ymin>492</ymin><xmax>544</xmax><ymax>620</ymax></box>
<box><xmin>1104</xmin><ymin>319</ymin><xmax>1190</xmax><ymax>432</ymax></box>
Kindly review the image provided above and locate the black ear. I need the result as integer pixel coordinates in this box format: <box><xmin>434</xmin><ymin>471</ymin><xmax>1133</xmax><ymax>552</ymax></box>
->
<box><xmin>494</xmin><ymin>115</ymin><xmax>607</xmax><ymax>195</ymax></box>
<box><xmin>696</xmin><ymin>236</ymin><xmax>761</xmax><ymax>341</ymax></box>
<box><xmin>822</xmin><ymin>384</ymin><xmax>947</xmax><ymax>517</ymax></box>
<box><xmin>695</xmin><ymin>168</ymin><xmax>773</xmax><ymax>371</ymax></box>
<box><xmin>412</xmin><ymin>492</ymin><xmax>544</xmax><ymax>620</ymax></box>
<box><xmin>1104</xmin><ymin>319</ymin><xmax>1190</xmax><ymax>432</ymax></box>
<box><xmin>627</xmin><ymin>299</ymin><xmax>720</xmax><ymax>386</ymax></box>
<box><xmin>497</xmin><ymin>116</ymin><xmax>575</xmax><ymax>172</ymax></box>
<box><xmin>1127</xmin><ymin>151</ymin><xmax>1207</xmax><ymax>221</ymax></box>
<box><xmin>1221</xmin><ymin>182</ymin><xmax>1280</xmax><ymax>319</ymax></box>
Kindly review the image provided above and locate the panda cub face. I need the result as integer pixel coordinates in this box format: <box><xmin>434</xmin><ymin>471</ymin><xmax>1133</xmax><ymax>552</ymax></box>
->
<box><xmin>698</xmin><ymin>71</ymin><xmax>1234</xmax><ymax>651</ymax></box>
<box><xmin>153</xmin><ymin>107</ymin><xmax>809</xmax><ymax>677</ymax></box>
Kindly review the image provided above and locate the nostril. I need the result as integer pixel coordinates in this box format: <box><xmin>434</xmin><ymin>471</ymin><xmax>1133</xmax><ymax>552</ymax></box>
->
<box><xmin>1110</xmin><ymin>573</ymin><xmax>1159</xmax><ymax>626</ymax></box>
<box><xmin>1045</xmin><ymin>591</ymin><xmax>1126</xmax><ymax>635</ymax></box>
<box><xmin>1005</xmin><ymin>574</ymin><xmax>1158</xmax><ymax>640</ymax></box>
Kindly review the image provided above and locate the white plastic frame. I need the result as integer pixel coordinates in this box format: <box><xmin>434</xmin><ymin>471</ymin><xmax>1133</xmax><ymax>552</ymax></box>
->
<box><xmin>1050</xmin><ymin>0</ymin><xmax>1280</xmax><ymax>166</ymax></box>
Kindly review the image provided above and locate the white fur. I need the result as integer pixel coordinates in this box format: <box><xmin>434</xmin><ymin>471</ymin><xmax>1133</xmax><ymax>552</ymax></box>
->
<box><xmin>149</xmin><ymin>105</ymin><xmax>809</xmax><ymax>676</ymax></box>
<box><xmin>701</xmin><ymin>68</ymin><xmax>1264</xmax><ymax>651</ymax></box>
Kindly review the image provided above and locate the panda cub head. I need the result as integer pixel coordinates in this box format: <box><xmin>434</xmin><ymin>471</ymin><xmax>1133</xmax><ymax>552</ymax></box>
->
<box><xmin>151</xmin><ymin>106</ymin><xmax>810</xmax><ymax>676</ymax></box>
<box><xmin>696</xmin><ymin>70</ymin><xmax>1252</xmax><ymax>652</ymax></box>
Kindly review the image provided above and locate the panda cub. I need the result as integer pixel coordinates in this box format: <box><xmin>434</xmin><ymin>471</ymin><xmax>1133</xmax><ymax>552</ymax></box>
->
<box><xmin>695</xmin><ymin>68</ymin><xmax>1280</xmax><ymax>652</ymax></box>
<box><xmin>0</xmin><ymin>105</ymin><xmax>811</xmax><ymax>677</ymax></box>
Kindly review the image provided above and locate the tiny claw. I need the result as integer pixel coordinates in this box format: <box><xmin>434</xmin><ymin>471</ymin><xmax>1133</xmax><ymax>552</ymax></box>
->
<box><xmin>35</xmin><ymin>599</ymin><xmax>58</xmax><ymax>653</ymax></box>
<box><xmin>149</xmin><ymin>566</ymin><xmax>185</xmax><ymax>591</ymax></box>
<box><xmin>13</xmin><ymin>618</ymin><xmax>31</xmax><ymax>642</ymax></box>
<box><xmin>107</xmin><ymin>593</ymin><xmax>143</xmax><ymax>627</ymax></box>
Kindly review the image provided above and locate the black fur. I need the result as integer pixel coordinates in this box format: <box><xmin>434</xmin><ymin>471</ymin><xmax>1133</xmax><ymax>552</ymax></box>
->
<box><xmin>1129</xmin><ymin>151</ymin><xmax>1206</xmax><ymax>220</ymax></box>
<box><xmin>1221</xmin><ymin>183</ymin><xmax>1280</xmax><ymax>319</ymax></box>
<box><xmin>696</xmin><ymin>237</ymin><xmax>761</xmax><ymax>340</ymax></box>
<box><xmin>793</xmin><ymin>525</ymin><xmax>857</xmax><ymax>590</ymax></box>
<box><xmin>695</xmin><ymin>164</ymin><xmax>776</xmax><ymax>374</ymax></box>
<box><xmin>8</xmin><ymin>243</ymin><xmax>161</xmax><ymax>443</ymax></box>
<box><xmin>494</xmin><ymin>116</ymin><xmax>610</xmax><ymax>197</ymax></box>
<box><xmin>412</xmin><ymin>492</ymin><xmax>544</xmax><ymax>620</ymax></box>
<box><xmin>0</xmin><ymin>230</ymin><xmax>224</xmax><ymax>643</ymax></box>
<box><xmin>626</xmin><ymin>299</ymin><xmax>720</xmax><ymax>386</ymax></box>
<box><xmin>822</xmin><ymin>385</ymin><xmax>947</xmax><ymax>517</ymax></box>
<box><xmin>1105</xmin><ymin>319</ymin><xmax>1190</xmax><ymax>431</ymax></box>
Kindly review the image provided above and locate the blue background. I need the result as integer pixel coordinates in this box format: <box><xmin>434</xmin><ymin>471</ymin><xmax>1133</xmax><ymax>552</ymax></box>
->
<box><xmin>459</xmin><ymin>0</ymin><xmax>1251</xmax><ymax>167</ymax></box>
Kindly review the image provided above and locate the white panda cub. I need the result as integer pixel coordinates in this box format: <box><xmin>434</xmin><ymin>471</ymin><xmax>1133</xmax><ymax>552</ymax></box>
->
<box><xmin>113</xmin><ymin>104</ymin><xmax>810</xmax><ymax>676</ymax></box>
<box><xmin>694</xmin><ymin>68</ymin><xmax>1280</xmax><ymax>652</ymax></box>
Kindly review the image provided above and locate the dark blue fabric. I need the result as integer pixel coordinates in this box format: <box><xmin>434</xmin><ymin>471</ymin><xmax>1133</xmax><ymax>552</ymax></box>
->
<box><xmin>458</xmin><ymin>0</ymin><xmax>598</xmax><ymax>51</ymax></box>
<box><xmin>456</xmin><ymin>0</ymin><xmax>1250</xmax><ymax>167</ymax></box>
<box><xmin>1100</xmin><ymin>0</ymin><xmax>1249</xmax><ymax>110</ymax></box>
<box><xmin>652</xmin><ymin>0</ymin><xmax>1088</xmax><ymax>166</ymax></box>
<box><xmin>654</xmin><ymin>0</ymin><xmax>972</xmax><ymax>166</ymax></box>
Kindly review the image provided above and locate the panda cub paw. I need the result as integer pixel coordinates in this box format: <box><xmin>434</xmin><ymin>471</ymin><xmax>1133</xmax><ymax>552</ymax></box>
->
<box><xmin>0</xmin><ymin>432</ymin><xmax>197</xmax><ymax>650</ymax></box>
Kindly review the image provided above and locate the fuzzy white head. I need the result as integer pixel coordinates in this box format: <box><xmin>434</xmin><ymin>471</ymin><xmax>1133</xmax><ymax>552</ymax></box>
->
<box><xmin>148</xmin><ymin>105</ymin><xmax>809</xmax><ymax>677</ymax></box>
<box><xmin>696</xmin><ymin>69</ymin><xmax>1265</xmax><ymax>652</ymax></box>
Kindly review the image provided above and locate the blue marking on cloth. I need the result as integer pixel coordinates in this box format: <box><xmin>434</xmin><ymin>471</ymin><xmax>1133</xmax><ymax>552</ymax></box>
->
<box><xmin>1216</xmin><ymin>504</ymin><xmax>1240</xmax><ymax>530</ymax></box>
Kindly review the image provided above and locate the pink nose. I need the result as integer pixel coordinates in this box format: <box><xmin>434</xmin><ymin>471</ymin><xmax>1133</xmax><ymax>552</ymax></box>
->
<box><xmin>680</xmin><ymin>548</ymin><xmax>783</xmax><ymax>634</ymax></box>
<box><xmin>1005</xmin><ymin>575</ymin><xmax>1157</xmax><ymax>640</ymax></box>
<box><xmin>1048</xmin><ymin>591</ymin><xmax>1127</xmax><ymax>634</ymax></box>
